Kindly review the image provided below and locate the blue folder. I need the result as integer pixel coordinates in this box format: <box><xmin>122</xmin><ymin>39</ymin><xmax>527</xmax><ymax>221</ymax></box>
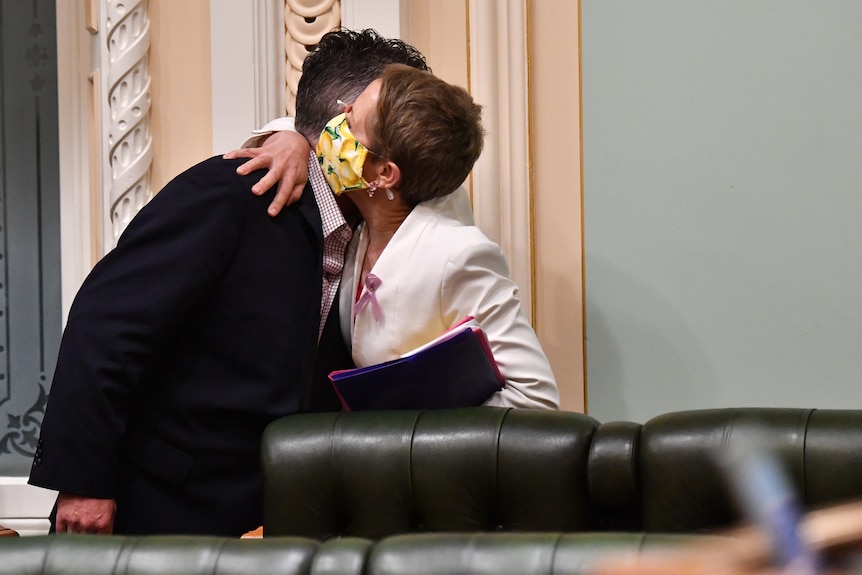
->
<box><xmin>329</xmin><ymin>327</ymin><xmax>504</xmax><ymax>411</ymax></box>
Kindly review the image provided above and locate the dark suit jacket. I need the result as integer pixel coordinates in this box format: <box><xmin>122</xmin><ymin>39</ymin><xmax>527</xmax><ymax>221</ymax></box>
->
<box><xmin>29</xmin><ymin>156</ymin><xmax>347</xmax><ymax>535</ymax></box>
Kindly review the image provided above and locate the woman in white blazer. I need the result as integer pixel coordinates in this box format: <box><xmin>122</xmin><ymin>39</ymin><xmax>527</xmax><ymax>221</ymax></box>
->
<box><xmin>231</xmin><ymin>64</ymin><xmax>559</xmax><ymax>409</ymax></box>
<box><xmin>319</xmin><ymin>64</ymin><xmax>558</xmax><ymax>409</ymax></box>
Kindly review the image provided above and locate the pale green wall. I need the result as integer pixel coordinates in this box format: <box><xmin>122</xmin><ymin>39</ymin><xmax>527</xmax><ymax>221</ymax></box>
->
<box><xmin>583</xmin><ymin>1</ymin><xmax>862</xmax><ymax>422</ymax></box>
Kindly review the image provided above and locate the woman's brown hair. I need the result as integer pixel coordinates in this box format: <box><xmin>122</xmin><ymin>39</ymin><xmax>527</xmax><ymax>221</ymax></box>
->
<box><xmin>371</xmin><ymin>64</ymin><xmax>484</xmax><ymax>206</ymax></box>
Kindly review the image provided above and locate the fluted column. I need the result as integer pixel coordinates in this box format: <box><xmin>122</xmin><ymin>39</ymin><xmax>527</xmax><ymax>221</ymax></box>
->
<box><xmin>100</xmin><ymin>0</ymin><xmax>153</xmax><ymax>251</ymax></box>
<box><xmin>284</xmin><ymin>0</ymin><xmax>341</xmax><ymax>115</ymax></box>
<box><xmin>468</xmin><ymin>0</ymin><xmax>534</xmax><ymax>321</ymax></box>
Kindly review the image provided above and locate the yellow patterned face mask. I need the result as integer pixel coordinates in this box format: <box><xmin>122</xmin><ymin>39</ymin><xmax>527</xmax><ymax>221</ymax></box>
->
<box><xmin>316</xmin><ymin>113</ymin><xmax>371</xmax><ymax>195</ymax></box>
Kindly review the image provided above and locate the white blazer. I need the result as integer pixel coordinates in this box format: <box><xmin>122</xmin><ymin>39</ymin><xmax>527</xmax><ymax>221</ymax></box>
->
<box><xmin>339</xmin><ymin>192</ymin><xmax>560</xmax><ymax>409</ymax></box>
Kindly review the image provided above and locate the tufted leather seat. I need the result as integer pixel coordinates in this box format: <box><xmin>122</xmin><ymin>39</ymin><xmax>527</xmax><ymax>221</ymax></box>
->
<box><xmin>262</xmin><ymin>407</ymin><xmax>862</xmax><ymax>539</ymax></box>
<box><xmin>6</xmin><ymin>407</ymin><xmax>860</xmax><ymax>574</ymax></box>
<box><xmin>0</xmin><ymin>532</ymin><xmax>714</xmax><ymax>575</ymax></box>
<box><xmin>262</xmin><ymin>407</ymin><xmax>600</xmax><ymax>539</ymax></box>
<box><xmin>0</xmin><ymin>534</ymin><xmax>371</xmax><ymax>575</ymax></box>
<box><xmin>638</xmin><ymin>408</ymin><xmax>862</xmax><ymax>532</ymax></box>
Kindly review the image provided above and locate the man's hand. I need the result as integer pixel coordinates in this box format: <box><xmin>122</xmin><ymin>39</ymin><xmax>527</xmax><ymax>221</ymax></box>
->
<box><xmin>55</xmin><ymin>493</ymin><xmax>116</xmax><ymax>534</ymax></box>
<box><xmin>223</xmin><ymin>130</ymin><xmax>311</xmax><ymax>217</ymax></box>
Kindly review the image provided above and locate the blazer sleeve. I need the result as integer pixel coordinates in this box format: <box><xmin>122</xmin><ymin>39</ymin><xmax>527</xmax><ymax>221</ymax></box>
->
<box><xmin>29</xmin><ymin>157</ymin><xmax>260</xmax><ymax>498</ymax></box>
<box><xmin>440</xmin><ymin>237</ymin><xmax>560</xmax><ymax>410</ymax></box>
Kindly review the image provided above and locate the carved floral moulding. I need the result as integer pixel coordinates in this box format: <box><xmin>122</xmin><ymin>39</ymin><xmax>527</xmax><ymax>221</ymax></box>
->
<box><xmin>104</xmin><ymin>0</ymin><xmax>152</xmax><ymax>245</ymax></box>
<box><xmin>284</xmin><ymin>0</ymin><xmax>341</xmax><ymax>115</ymax></box>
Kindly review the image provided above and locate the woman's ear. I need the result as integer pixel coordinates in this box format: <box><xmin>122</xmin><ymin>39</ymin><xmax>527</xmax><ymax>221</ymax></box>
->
<box><xmin>377</xmin><ymin>160</ymin><xmax>401</xmax><ymax>190</ymax></box>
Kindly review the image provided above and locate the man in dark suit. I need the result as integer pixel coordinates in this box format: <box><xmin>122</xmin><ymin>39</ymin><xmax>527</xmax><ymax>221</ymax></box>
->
<box><xmin>28</xmin><ymin>28</ymin><xmax>429</xmax><ymax>536</ymax></box>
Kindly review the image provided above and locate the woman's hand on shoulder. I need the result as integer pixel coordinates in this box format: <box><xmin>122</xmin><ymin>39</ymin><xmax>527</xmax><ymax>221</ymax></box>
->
<box><xmin>223</xmin><ymin>130</ymin><xmax>311</xmax><ymax>216</ymax></box>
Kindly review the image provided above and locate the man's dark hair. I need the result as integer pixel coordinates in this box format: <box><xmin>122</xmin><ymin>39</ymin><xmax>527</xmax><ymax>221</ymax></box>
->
<box><xmin>294</xmin><ymin>28</ymin><xmax>430</xmax><ymax>143</ymax></box>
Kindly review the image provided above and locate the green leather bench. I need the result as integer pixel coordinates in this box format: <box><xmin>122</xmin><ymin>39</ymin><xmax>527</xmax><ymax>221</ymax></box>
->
<box><xmin>5</xmin><ymin>407</ymin><xmax>858</xmax><ymax>574</ymax></box>
<box><xmin>0</xmin><ymin>532</ymin><xmax>710</xmax><ymax>575</ymax></box>
<box><xmin>261</xmin><ymin>407</ymin><xmax>862</xmax><ymax>538</ymax></box>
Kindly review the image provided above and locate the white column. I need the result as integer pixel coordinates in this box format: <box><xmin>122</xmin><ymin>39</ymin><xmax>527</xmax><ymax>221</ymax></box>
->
<box><xmin>468</xmin><ymin>0</ymin><xmax>534</xmax><ymax>320</ymax></box>
<box><xmin>56</xmin><ymin>0</ymin><xmax>95</xmax><ymax>314</ymax></box>
<box><xmin>341</xmin><ymin>0</ymin><xmax>407</xmax><ymax>39</ymax></box>
<box><xmin>210</xmin><ymin>0</ymin><xmax>286</xmax><ymax>153</ymax></box>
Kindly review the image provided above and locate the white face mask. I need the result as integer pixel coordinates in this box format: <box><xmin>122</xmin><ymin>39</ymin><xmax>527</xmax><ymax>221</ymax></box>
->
<box><xmin>315</xmin><ymin>113</ymin><xmax>372</xmax><ymax>195</ymax></box>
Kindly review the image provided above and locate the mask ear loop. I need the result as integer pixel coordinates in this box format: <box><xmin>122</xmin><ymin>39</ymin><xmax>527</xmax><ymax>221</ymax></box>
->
<box><xmin>339</xmin><ymin>98</ymin><xmax>392</xmax><ymax>201</ymax></box>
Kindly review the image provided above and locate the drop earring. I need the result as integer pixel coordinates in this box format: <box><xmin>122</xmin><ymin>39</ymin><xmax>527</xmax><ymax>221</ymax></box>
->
<box><xmin>367</xmin><ymin>180</ymin><xmax>379</xmax><ymax>198</ymax></box>
<box><xmin>386</xmin><ymin>189</ymin><xmax>395</xmax><ymax>201</ymax></box>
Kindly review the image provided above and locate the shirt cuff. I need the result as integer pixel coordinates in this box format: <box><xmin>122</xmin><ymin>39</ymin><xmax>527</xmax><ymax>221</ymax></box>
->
<box><xmin>241</xmin><ymin>116</ymin><xmax>296</xmax><ymax>148</ymax></box>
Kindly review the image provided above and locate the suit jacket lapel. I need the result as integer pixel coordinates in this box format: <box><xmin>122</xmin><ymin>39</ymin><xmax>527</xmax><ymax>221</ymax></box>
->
<box><xmin>296</xmin><ymin>181</ymin><xmax>324</xmax><ymax>246</ymax></box>
<box><xmin>293</xmin><ymin>182</ymin><xmax>324</xmax><ymax>408</ymax></box>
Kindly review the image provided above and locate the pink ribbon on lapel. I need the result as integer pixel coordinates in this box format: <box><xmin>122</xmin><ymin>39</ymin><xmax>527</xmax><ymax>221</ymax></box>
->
<box><xmin>354</xmin><ymin>273</ymin><xmax>382</xmax><ymax>321</ymax></box>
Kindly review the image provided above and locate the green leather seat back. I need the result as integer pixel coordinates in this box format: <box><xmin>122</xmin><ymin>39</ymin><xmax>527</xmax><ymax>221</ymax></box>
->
<box><xmin>366</xmin><ymin>532</ymin><xmax>721</xmax><ymax>575</ymax></box>
<box><xmin>0</xmin><ymin>532</ymin><xmax>719</xmax><ymax>575</ymax></box>
<box><xmin>261</xmin><ymin>406</ymin><xmax>862</xmax><ymax>540</ymax></box>
<box><xmin>261</xmin><ymin>407</ymin><xmax>600</xmax><ymax>539</ymax></box>
<box><xmin>639</xmin><ymin>408</ymin><xmax>862</xmax><ymax>532</ymax></box>
<box><xmin>0</xmin><ymin>535</ymin><xmax>371</xmax><ymax>575</ymax></box>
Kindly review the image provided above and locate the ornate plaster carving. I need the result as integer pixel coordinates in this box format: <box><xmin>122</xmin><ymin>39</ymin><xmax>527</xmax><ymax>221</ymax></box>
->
<box><xmin>283</xmin><ymin>0</ymin><xmax>341</xmax><ymax>115</ymax></box>
<box><xmin>103</xmin><ymin>0</ymin><xmax>152</xmax><ymax>249</ymax></box>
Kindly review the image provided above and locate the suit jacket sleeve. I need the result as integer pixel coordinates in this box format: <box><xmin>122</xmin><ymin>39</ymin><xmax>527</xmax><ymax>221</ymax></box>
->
<box><xmin>440</xmin><ymin>239</ymin><xmax>560</xmax><ymax>410</ymax></box>
<box><xmin>29</xmin><ymin>157</ymin><xmax>267</xmax><ymax>498</ymax></box>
